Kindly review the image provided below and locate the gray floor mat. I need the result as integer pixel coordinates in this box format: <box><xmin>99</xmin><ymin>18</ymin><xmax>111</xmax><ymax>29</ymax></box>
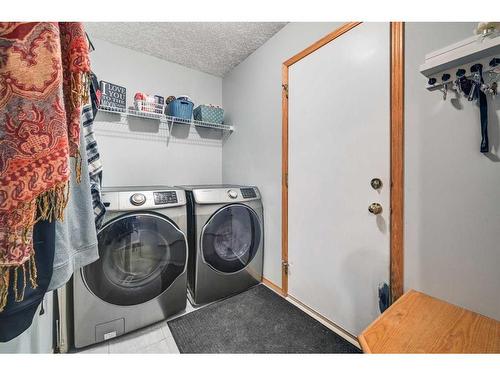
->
<box><xmin>168</xmin><ymin>284</ymin><xmax>361</xmax><ymax>353</ymax></box>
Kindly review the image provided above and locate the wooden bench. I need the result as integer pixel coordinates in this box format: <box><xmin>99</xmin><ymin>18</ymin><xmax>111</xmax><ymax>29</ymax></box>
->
<box><xmin>358</xmin><ymin>290</ymin><xmax>500</xmax><ymax>353</ymax></box>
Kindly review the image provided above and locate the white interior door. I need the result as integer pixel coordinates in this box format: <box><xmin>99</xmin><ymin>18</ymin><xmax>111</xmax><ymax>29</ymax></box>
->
<box><xmin>288</xmin><ymin>22</ymin><xmax>390</xmax><ymax>337</ymax></box>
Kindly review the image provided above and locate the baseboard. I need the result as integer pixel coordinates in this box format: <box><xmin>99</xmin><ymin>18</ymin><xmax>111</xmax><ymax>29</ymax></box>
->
<box><xmin>261</xmin><ymin>277</ymin><xmax>285</xmax><ymax>296</ymax></box>
<box><xmin>286</xmin><ymin>295</ymin><xmax>361</xmax><ymax>349</ymax></box>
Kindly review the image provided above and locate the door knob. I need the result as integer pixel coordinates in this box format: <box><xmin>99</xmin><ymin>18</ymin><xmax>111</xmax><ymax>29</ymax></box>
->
<box><xmin>368</xmin><ymin>203</ymin><xmax>383</xmax><ymax>215</ymax></box>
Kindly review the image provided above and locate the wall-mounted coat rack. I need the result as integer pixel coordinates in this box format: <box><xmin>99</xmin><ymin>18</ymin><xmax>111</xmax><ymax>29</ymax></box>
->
<box><xmin>420</xmin><ymin>30</ymin><xmax>500</xmax><ymax>153</ymax></box>
<box><xmin>420</xmin><ymin>31</ymin><xmax>500</xmax><ymax>91</ymax></box>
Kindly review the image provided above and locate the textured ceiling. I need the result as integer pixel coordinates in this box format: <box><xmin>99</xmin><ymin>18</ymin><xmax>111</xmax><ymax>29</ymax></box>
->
<box><xmin>85</xmin><ymin>22</ymin><xmax>287</xmax><ymax>77</ymax></box>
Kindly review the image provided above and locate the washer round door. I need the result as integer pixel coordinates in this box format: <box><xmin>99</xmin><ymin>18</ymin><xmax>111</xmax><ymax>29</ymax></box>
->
<box><xmin>201</xmin><ymin>204</ymin><xmax>262</xmax><ymax>274</ymax></box>
<box><xmin>83</xmin><ymin>212</ymin><xmax>187</xmax><ymax>306</ymax></box>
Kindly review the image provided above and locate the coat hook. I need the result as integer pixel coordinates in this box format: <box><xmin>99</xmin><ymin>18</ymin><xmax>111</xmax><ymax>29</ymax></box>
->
<box><xmin>440</xmin><ymin>83</ymin><xmax>448</xmax><ymax>100</ymax></box>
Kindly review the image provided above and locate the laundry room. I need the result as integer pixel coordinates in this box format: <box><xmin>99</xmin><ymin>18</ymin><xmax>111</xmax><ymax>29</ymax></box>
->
<box><xmin>1</xmin><ymin>1</ymin><xmax>500</xmax><ymax>372</ymax></box>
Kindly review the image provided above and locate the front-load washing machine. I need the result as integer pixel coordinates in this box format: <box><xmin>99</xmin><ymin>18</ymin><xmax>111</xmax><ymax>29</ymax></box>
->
<box><xmin>73</xmin><ymin>186</ymin><xmax>188</xmax><ymax>348</ymax></box>
<box><xmin>180</xmin><ymin>185</ymin><xmax>264</xmax><ymax>305</ymax></box>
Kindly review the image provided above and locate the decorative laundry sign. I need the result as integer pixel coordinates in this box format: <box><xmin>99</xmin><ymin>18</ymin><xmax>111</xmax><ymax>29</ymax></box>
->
<box><xmin>99</xmin><ymin>81</ymin><xmax>126</xmax><ymax>111</ymax></box>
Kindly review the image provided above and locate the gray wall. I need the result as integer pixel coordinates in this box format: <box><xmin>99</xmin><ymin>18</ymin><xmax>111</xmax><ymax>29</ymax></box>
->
<box><xmin>223</xmin><ymin>22</ymin><xmax>500</xmax><ymax>320</ymax></box>
<box><xmin>222</xmin><ymin>23</ymin><xmax>345</xmax><ymax>285</ymax></box>
<box><xmin>405</xmin><ymin>22</ymin><xmax>500</xmax><ymax>320</ymax></box>
<box><xmin>89</xmin><ymin>24</ymin><xmax>500</xmax><ymax>319</ymax></box>
<box><xmin>90</xmin><ymin>38</ymin><xmax>223</xmax><ymax>187</ymax></box>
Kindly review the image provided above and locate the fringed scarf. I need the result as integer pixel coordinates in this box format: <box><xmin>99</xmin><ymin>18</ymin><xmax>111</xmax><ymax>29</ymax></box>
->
<box><xmin>0</xmin><ymin>22</ymin><xmax>90</xmax><ymax>311</ymax></box>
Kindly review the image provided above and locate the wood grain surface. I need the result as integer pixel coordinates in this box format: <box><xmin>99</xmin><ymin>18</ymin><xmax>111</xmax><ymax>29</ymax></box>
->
<box><xmin>359</xmin><ymin>290</ymin><xmax>500</xmax><ymax>353</ymax></box>
<box><xmin>389</xmin><ymin>22</ymin><xmax>405</xmax><ymax>302</ymax></box>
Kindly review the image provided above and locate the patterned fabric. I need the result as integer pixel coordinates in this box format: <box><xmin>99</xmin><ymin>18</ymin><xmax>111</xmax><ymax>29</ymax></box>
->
<box><xmin>59</xmin><ymin>23</ymin><xmax>90</xmax><ymax>171</ymax></box>
<box><xmin>0</xmin><ymin>22</ymin><xmax>90</xmax><ymax>311</ymax></box>
<box><xmin>81</xmin><ymin>102</ymin><xmax>105</xmax><ymax>228</ymax></box>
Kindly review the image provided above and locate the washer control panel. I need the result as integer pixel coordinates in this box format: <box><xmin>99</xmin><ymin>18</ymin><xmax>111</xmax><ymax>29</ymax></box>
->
<box><xmin>130</xmin><ymin>193</ymin><xmax>146</xmax><ymax>206</ymax></box>
<box><xmin>154</xmin><ymin>191</ymin><xmax>178</xmax><ymax>205</ymax></box>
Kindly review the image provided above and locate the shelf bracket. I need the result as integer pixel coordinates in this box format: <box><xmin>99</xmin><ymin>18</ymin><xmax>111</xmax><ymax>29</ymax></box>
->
<box><xmin>166</xmin><ymin>118</ymin><xmax>174</xmax><ymax>146</ymax></box>
<box><xmin>119</xmin><ymin>112</ymin><xmax>127</xmax><ymax>125</ymax></box>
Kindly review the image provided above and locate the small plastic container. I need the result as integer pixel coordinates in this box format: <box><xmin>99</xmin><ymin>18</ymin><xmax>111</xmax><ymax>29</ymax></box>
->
<box><xmin>167</xmin><ymin>98</ymin><xmax>194</xmax><ymax>120</ymax></box>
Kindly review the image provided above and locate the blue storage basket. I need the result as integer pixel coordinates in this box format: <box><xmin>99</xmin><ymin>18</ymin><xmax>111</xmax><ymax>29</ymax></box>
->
<box><xmin>167</xmin><ymin>98</ymin><xmax>194</xmax><ymax>120</ymax></box>
<box><xmin>193</xmin><ymin>105</ymin><xmax>224</xmax><ymax>124</ymax></box>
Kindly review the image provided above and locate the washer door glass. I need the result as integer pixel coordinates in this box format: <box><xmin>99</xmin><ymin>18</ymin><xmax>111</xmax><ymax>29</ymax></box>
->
<box><xmin>83</xmin><ymin>213</ymin><xmax>186</xmax><ymax>306</ymax></box>
<box><xmin>201</xmin><ymin>204</ymin><xmax>261</xmax><ymax>273</ymax></box>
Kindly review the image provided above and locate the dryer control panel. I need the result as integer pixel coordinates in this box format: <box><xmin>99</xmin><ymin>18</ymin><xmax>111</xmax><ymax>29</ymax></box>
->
<box><xmin>240</xmin><ymin>188</ymin><xmax>257</xmax><ymax>199</ymax></box>
<box><xmin>191</xmin><ymin>186</ymin><xmax>261</xmax><ymax>204</ymax></box>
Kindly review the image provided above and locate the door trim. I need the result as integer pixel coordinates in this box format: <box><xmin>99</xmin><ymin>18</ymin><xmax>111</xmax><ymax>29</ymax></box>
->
<box><xmin>389</xmin><ymin>22</ymin><xmax>405</xmax><ymax>302</ymax></box>
<box><xmin>281</xmin><ymin>22</ymin><xmax>405</xmax><ymax>303</ymax></box>
<box><xmin>262</xmin><ymin>277</ymin><xmax>285</xmax><ymax>296</ymax></box>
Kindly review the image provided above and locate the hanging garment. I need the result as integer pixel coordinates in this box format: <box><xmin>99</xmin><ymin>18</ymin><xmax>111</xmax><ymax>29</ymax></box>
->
<box><xmin>89</xmin><ymin>71</ymin><xmax>102</xmax><ymax>118</ymax></box>
<box><xmin>462</xmin><ymin>64</ymin><xmax>489</xmax><ymax>153</ymax></box>
<box><xmin>48</xmin><ymin>107</ymin><xmax>99</xmax><ymax>291</ymax></box>
<box><xmin>0</xmin><ymin>22</ymin><xmax>90</xmax><ymax>311</ymax></box>
<box><xmin>0</xmin><ymin>219</ymin><xmax>55</xmax><ymax>342</ymax></box>
<box><xmin>475</xmin><ymin>65</ymin><xmax>489</xmax><ymax>153</ymax></box>
<box><xmin>82</xmin><ymin>99</ymin><xmax>106</xmax><ymax>229</ymax></box>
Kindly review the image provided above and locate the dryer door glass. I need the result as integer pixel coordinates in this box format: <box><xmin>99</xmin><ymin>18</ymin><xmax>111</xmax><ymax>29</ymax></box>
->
<box><xmin>201</xmin><ymin>204</ymin><xmax>261</xmax><ymax>273</ymax></box>
<box><xmin>83</xmin><ymin>213</ymin><xmax>187</xmax><ymax>306</ymax></box>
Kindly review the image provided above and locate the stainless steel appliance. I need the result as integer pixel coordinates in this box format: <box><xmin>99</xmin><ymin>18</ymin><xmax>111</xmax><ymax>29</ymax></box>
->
<box><xmin>73</xmin><ymin>186</ymin><xmax>188</xmax><ymax>348</ymax></box>
<box><xmin>180</xmin><ymin>185</ymin><xmax>264</xmax><ymax>305</ymax></box>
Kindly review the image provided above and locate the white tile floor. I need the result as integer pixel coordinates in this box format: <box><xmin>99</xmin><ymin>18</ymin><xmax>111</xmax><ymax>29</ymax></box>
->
<box><xmin>78</xmin><ymin>299</ymin><xmax>197</xmax><ymax>354</ymax></box>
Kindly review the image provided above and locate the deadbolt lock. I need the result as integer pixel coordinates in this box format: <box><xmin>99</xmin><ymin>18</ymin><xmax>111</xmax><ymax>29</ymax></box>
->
<box><xmin>371</xmin><ymin>178</ymin><xmax>382</xmax><ymax>190</ymax></box>
<box><xmin>368</xmin><ymin>203</ymin><xmax>383</xmax><ymax>215</ymax></box>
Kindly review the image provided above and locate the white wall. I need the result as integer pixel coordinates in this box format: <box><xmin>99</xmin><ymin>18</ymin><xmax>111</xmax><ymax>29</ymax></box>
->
<box><xmin>89</xmin><ymin>38</ymin><xmax>223</xmax><ymax>187</ymax></box>
<box><xmin>405</xmin><ymin>22</ymin><xmax>500</xmax><ymax>320</ymax></box>
<box><xmin>223</xmin><ymin>22</ymin><xmax>500</xmax><ymax>320</ymax></box>
<box><xmin>0</xmin><ymin>293</ymin><xmax>53</xmax><ymax>353</ymax></box>
<box><xmin>222</xmin><ymin>23</ymin><xmax>345</xmax><ymax>285</ymax></box>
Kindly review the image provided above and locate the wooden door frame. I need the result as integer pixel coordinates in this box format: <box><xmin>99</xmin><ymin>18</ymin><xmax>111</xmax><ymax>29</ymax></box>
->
<box><xmin>277</xmin><ymin>22</ymin><xmax>405</xmax><ymax>303</ymax></box>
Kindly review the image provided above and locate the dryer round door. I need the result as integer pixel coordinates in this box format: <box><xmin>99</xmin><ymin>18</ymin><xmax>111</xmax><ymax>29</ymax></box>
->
<box><xmin>83</xmin><ymin>212</ymin><xmax>187</xmax><ymax>306</ymax></box>
<box><xmin>201</xmin><ymin>204</ymin><xmax>262</xmax><ymax>274</ymax></box>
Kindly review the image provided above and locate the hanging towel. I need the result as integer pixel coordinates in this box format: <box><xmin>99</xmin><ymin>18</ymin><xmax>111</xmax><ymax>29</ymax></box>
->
<box><xmin>48</xmin><ymin>105</ymin><xmax>99</xmax><ymax>291</ymax></box>
<box><xmin>0</xmin><ymin>22</ymin><xmax>90</xmax><ymax>312</ymax></box>
<box><xmin>82</xmin><ymin>98</ymin><xmax>106</xmax><ymax>229</ymax></box>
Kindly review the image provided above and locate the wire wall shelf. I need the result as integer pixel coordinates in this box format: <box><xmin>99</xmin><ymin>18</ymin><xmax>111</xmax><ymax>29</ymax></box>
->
<box><xmin>98</xmin><ymin>105</ymin><xmax>234</xmax><ymax>132</ymax></box>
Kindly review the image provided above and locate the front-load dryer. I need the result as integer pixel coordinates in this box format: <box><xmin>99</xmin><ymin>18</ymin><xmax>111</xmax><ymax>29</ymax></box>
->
<box><xmin>73</xmin><ymin>186</ymin><xmax>188</xmax><ymax>348</ymax></box>
<box><xmin>179</xmin><ymin>185</ymin><xmax>264</xmax><ymax>305</ymax></box>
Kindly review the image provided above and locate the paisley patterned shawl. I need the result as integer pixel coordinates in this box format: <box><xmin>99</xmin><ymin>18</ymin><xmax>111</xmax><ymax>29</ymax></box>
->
<box><xmin>0</xmin><ymin>22</ymin><xmax>90</xmax><ymax>311</ymax></box>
